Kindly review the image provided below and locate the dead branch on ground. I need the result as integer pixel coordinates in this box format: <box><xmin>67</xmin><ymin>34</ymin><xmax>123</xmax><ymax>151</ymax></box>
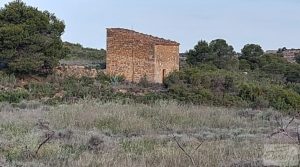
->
<box><xmin>269</xmin><ymin>115</ymin><xmax>299</xmax><ymax>144</ymax></box>
<box><xmin>35</xmin><ymin>130</ymin><xmax>55</xmax><ymax>155</ymax></box>
<box><xmin>155</xmin><ymin>118</ymin><xmax>204</xmax><ymax>167</ymax></box>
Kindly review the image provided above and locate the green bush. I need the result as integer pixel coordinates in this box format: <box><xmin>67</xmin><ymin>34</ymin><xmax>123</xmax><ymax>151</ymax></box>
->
<box><xmin>0</xmin><ymin>72</ymin><xmax>16</xmax><ymax>88</ymax></box>
<box><xmin>96</xmin><ymin>72</ymin><xmax>124</xmax><ymax>85</ymax></box>
<box><xmin>286</xmin><ymin>83</ymin><xmax>300</xmax><ymax>95</ymax></box>
<box><xmin>265</xmin><ymin>85</ymin><xmax>300</xmax><ymax>112</ymax></box>
<box><xmin>28</xmin><ymin>83</ymin><xmax>56</xmax><ymax>99</ymax></box>
<box><xmin>62</xmin><ymin>76</ymin><xmax>95</xmax><ymax>98</ymax></box>
<box><xmin>0</xmin><ymin>90</ymin><xmax>29</xmax><ymax>103</ymax></box>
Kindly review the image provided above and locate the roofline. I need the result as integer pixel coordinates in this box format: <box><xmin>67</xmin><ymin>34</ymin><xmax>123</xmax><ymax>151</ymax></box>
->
<box><xmin>107</xmin><ymin>28</ymin><xmax>180</xmax><ymax>46</ymax></box>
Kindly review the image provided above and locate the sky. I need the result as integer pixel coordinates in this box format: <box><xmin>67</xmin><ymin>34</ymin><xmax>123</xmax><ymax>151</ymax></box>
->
<box><xmin>1</xmin><ymin>0</ymin><xmax>300</xmax><ymax>52</ymax></box>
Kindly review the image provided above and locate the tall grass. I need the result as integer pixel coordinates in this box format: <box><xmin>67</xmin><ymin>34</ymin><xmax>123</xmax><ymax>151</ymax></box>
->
<box><xmin>0</xmin><ymin>100</ymin><xmax>284</xmax><ymax>166</ymax></box>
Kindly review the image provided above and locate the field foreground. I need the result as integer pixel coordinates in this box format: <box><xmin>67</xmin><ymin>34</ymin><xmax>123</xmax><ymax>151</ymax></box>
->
<box><xmin>0</xmin><ymin>100</ymin><xmax>297</xmax><ymax>167</ymax></box>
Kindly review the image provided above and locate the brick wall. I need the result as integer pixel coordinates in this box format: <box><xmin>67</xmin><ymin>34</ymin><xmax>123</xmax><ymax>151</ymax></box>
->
<box><xmin>106</xmin><ymin>28</ymin><xmax>179</xmax><ymax>83</ymax></box>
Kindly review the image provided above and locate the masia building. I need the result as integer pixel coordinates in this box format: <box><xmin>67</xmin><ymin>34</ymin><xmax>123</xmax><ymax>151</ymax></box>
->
<box><xmin>106</xmin><ymin>28</ymin><xmax>179</xmax><ymax>83</ymax></box>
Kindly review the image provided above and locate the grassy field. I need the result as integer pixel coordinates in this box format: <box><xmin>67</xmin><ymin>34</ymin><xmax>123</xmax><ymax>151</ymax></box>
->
<box><xmin>0</xmin><ymin>100</ymin><xmax>296</xmax><ymax>167</ymax></box>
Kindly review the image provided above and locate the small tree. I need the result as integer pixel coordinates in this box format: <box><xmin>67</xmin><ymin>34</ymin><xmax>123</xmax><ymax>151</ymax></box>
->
<box><xmin>187</xmin><ymin>39</ymin><xmax>238</xmax><ymax>70</ymax></box>
<box><xmin>186</xmin><ymin>40</ymin><xmax>211</xmax><ymax>65</ymax></box>
<box><xmin>241</xmin><ymin>44</ymin><xmax>264</xmax><ymax>60</ymax></box>
<box><xmin>0</xmin><ymin>0</ymin><xmax>67</xmax><ymax>75</ymax></box>
<box><xmin>240</xmin><ymin>44</ymin><xmax>264</xmax><ymax>70</ymax></box>
<box><xmin>209</xmin><ymin>39</ymin><xmax>238</xmax><ymax>70</ymax></box>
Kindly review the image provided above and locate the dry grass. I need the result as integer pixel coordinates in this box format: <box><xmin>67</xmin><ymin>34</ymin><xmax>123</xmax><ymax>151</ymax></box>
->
<box><xmin>0</xmin><ymin>100</ymin><xmax>286</xmax><ymax>166</ymax></box>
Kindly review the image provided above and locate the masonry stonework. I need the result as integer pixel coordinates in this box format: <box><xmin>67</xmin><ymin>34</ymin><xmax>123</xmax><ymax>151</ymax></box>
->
<box><xmin>106</xmin><ymin>28</ymin><xmax>179</xmax><ymax>83</ymax></box>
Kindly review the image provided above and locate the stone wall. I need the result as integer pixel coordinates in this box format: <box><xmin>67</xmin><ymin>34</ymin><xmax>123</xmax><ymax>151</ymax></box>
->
<box><xmin>54</xmin><ymin>65</ymin><xmax>98</xmax><ymax>78</ymax></box>
<box><xmin>106</xmin><ymin>28</ymin><xmax>179</xmax><ymax>83</ymax></box>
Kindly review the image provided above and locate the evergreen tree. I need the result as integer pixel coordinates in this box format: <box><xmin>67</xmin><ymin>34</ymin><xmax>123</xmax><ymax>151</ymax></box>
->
<box><xmin>240</xmin><ymin>44</ymin><xmax>264</xmax><ymax>70</ymax></box>
<box><xmin>187</xmin><ymin>39</ymin><xmax>238</xmax><ymax>70</ymax></box>
<box><xmin>0</xmin><ymin>0</ymin><xmax>67</xmax><ymax>74</ymax></box>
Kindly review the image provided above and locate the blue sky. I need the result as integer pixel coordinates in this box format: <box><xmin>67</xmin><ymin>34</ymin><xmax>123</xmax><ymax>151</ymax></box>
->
<box><xmin>1</xmin><ymin>0</ymin><xmax>299</xmax><ymax>52</ymax></box>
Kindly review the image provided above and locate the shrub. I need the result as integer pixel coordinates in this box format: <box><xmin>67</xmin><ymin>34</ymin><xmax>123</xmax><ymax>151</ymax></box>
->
<box><xmin>120</xmin><ymin>139</ymin><xmax>157</xmax><ymax>155</ymax></box>
<box><xmin>138</xmin><ymin>75</ymin><xmax>151</xmax><ymax>88</ymax></box>
<box><xmin>0</xmin><ymin>89</ymin><xmax>29</xmax><ymax>103</ymax></box>
<box><xmin>286</xmin><ymin>83</ymin><xmax>300</xmax><ymax>95</ymax></box>
<box><xmin>265</xmin><ymin>85</ymin><xmax>300</xmax><ymax>112</ymax></box>
<box><xmin>0</xmin><ymin>72</ymin><xmax>16</xmax><ymax>88</ymax></box>
<box><xmin>28</xmin><ymin>83</ymin><xmax>56</xmax><ymax>99</ymax></box>
<box><xmin>62</xmin><ymin>77</ymin><xmax>95</xmax><ymax>98</ymax></box>
<box><xmin>165</xmin><ymin>67</ymin><xmax>300</xmax><ymax>112</ymax></box>
<box><xmin>96</xmin><ymin>72</ymin><xmax>124</xmax><ymax>85</ymax></box>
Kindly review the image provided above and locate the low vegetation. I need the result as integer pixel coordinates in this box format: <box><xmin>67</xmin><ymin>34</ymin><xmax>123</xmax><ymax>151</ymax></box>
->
<box><xmin>0</xmin><ymin>100</ymin><xmax>291</xmax><ymax>166</ymax></box>
<box><xmin>165</xmin><ymin>65</ymin><xmax>300</xmax><ymax>113</ymax></box>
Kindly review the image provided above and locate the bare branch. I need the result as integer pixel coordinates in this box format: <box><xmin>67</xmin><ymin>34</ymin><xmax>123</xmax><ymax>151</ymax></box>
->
<box><xmin>297</xmin><ymin>125</ymin><xmax>300</xmax><ymax>145</ymax></box>
<box><xmin>192</xmin><ymin>140</ymin><xmax>204</xmax><ymax>155</ymax></box>
<box><xmin>269</xmin><ymin>116</ymin><xmax>300</xmax><ymax>145</ymax></box>
<box><xmin>282</xmin><ymin>132</ymin><xmax>298</xmax><ymax>143</ymax></box>
<box><xmin>285</xmin><ymin>117</ymin><xmax>295</xmax><ymax>130</ymax></box>
<box><xmin>35</xmin><ymin>130</ymin><xmax>55</xmax><ymax>155</ymax></box>
<box><xmin>171</xmin><ymin>134</ymin><xmax>196</xmax><ymax>166</ymax></box>
<box><xmin>154</xmin><ymin>117</ymin><xmax>202</xmax><ymax>167</ymax></box>
<box><xmin>269</xmin><ymin>129</ymin><xmax>285</xmax><ymax>138</ymax></box>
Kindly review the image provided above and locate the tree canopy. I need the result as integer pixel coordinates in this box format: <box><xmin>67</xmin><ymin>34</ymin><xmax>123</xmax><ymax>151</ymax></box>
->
<box><xmin>241</xmin><ymin>44</ymin><xmax>264</xmax><ymax>60</ymax></box>
<box><xmin>187</xmin><ymin>39</ymin><xmax>238</xmax><ymax>70</ymax></box>
<box><xmin>239</xmin><ymin>44</ymin><xmax>264</xmax><ymax>70</ymax></box>
<box><xmin>186</xmin><ymin>40</ymin><xmax>211</xmax><ymax>65</ymax></box>
<box><xmin>0</xmin><ymin>0</ymin><xmax>67</xmax><ymax>74</ymax></box>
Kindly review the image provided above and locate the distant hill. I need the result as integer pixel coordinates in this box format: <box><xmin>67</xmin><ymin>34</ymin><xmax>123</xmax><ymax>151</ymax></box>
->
<box><xmin>61</xmin><ymin>42</ymin><xmax>106</xmax><ymax>69</ymax></box>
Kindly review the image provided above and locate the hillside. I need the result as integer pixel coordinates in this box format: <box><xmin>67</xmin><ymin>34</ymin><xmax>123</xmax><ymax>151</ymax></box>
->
<box><xmin>61</xmin><ymin>42</ymin><xmax>106</xmax><ymax>69</ymax></box>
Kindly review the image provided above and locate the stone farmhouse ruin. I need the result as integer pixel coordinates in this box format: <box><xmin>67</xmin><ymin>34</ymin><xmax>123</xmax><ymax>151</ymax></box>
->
<box><xmin>282</xmin><ymin>49</ymin><xmax>300</xmax><ymax>63</ymax></box>
<box><xmin>106</xmin><ymin>28</ymin><xmax>180</xmax><ymax>83</ymax></box>
<box><xmin>266</xmin><ymin>49</ymin><xmax>300</xmax><ymax>63</ymax></box>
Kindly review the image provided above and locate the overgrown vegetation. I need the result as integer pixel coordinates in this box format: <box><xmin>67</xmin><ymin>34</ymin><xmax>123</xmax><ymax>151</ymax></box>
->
<box><xmin>165</xmin><ymin>66</ymin><xmax>300</xmax><ymax>112</ymax></box>
<box><xmin>175</xmin><ymin>40</ymin><xmax>300</xmax><ymax>113</ymax></box>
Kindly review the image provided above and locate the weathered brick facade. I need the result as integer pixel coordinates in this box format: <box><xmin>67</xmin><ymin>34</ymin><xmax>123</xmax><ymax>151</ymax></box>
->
<box><xmin>106</xmin><ymin>28</ymin><xmax>179</xmax><ymax>83</ymax></box>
